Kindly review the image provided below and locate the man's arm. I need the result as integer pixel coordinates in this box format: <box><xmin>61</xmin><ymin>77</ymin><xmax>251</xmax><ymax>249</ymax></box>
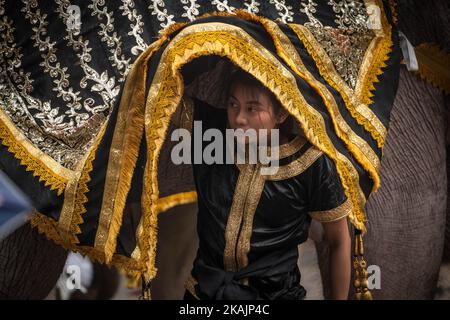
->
<box><xmin>321</xmin><ymin>217</ymin><xmax>351</xmax><ymax>300</ymax></box>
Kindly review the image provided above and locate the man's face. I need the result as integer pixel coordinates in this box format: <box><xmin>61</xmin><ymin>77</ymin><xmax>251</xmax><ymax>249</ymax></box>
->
<box><xmin>227</xmin><ymin>83</ymin><xmax>278</xmax><ymax>138</ymax></box>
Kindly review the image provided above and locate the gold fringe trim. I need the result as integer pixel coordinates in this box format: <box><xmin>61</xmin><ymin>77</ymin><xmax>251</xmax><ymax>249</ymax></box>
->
<box><xmin>358</xmin><ymin>0</ymin><xmax>393</xmax><ymax>108</ymax></box>
<box><xmin>289</xmin><ymin>0</ymin><xmax>392</xmax><ymax>149</ymax></box>
<box><xmin>415</xmin><ymin>43</ymin><xmax>450</xmax><ymax>95</ymax></box>
<box><xmin>0</xmin><ymin>108</ymin><xmax>68</xmax><ymax>195</ymax></box>
<box><xmin>142</xmin><ymin>165</ymin><xmax>158</xmax><ymax>282</ymax></box>
<box><xmin>28</xmin><ymin>23</ymin><xmax>186</xmax><ymax>286</ymax></box>
<box><xmin>56</xmin><ymin>118</ymin><xmax>109</xmax><ymax>247</ymax></box>
<box><xmin>157</xmin><ymin>191</ymin><xmax>198</xmax><ymax>214</ymax></box>
<box><xmin>95</xmin><ymin>39</ymin><xmax>168</xmax><ymax>264</ymax></box>
<box><xmin>0</xmin><ymin>23</ymin><xmax>186</xmax><ymax>222</ymax></box>
<box><xmin>159</xmin><ymin>21</ymin><xmax>188</xmax><ymax>42</ymax></box>
<box><xmin>30</xmin><ymin>211</ymin><xmax>144</xmax><ymax>274</ymax></box>
<box><xmin>65</xmin><ymin>122</ymin><xmax>109</xmax><ymax>246</ymax></box>
<box><xmin>96</xmin><ymin>27</ymin><xmax>195</xmax><ymax>264</ymax></box>
<box><xmin>289</xmin><ymin>24</ymin><xmax>388</xmax><ymax>150</ymax></box>
<box><xmin>388</xmin><ymin>0</ymin><xmax>398</xmax><ymax>25</ymax></box>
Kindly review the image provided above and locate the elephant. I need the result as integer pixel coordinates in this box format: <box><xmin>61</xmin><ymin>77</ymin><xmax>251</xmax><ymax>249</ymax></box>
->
<box><xmin>1</xmin><ymin>0</ymin><xmax>449</xmax><ymax>300</ymax></box>
<box><xmin>316</xmin><ymin>0</ymin><xmax>450</xmax><ymax>299</ymax></box>
<box><xmin>317</xmin><ymin>67</ymin><xmax>448</xmax><ymax>299</ymax></box>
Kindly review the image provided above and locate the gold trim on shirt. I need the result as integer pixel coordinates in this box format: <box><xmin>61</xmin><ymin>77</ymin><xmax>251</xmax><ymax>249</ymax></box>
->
<box><xmin>225</xmin><ymin>139</ymin><xmax>327</xmax><ymax>276</ymax></box>
<box><xmin>270</xmin><ymin>135</ymin><xmax>306</xmax><ymax>160</ymax></box>
<box><xmin>224</xmin><ymin>162</ymin><xmax>257</xmax><ymax>272</ymax></box>
<box><xmin>235</xmin><ymin>135</ymin><xmax>307</xmax><ymax>172</ymax></box>
<box><xmin>236</xmin><ymin>164</ymin><xmax>266</xmax><ymax>272</ymax></box>
<box><xmin>265</xmin><ymin>146</ymin><xmax>323</xmax><ymax>181</ymax></box>
<box><xmin>309</xmin><ymin>197</ymin><xmax>352</xmax><ymax>222</ymax></box>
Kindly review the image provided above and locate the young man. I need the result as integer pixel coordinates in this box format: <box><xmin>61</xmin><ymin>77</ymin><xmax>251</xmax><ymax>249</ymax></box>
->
<box><xmin>183</xmin><ymin>69</ymin><xmax>351</xmax><ymax>300</ymax></box>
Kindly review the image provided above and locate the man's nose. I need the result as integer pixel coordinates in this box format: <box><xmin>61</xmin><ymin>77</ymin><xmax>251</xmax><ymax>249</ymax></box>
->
<box><xmin>235</xmin><ymin>110</ymin><xmax>248</xmax><ymax>126</ymax></box>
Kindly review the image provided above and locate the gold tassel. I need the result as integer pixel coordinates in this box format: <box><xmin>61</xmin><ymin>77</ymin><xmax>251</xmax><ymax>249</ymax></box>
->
<box><xmin>140</xmin><ymin>276</ymin><xmax>152</xmax><ymax>300</ymax></box>
<box><xmin>353</xmin><ymin>231</ymin><xmax>373</xmax><ymax>300</ymax></box>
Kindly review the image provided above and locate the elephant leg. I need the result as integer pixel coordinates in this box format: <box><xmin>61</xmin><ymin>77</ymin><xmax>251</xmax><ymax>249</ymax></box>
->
<box><xmin>445</xmin><ymin>150</ymin><xmax>450</xmax><ymax>262</ymax></box>
<box><xmin>444</xmin><ymin>96</ymin><xmax>450</xmax><ymax>262</ymax></box>
<box><xmin>364</xmin><ymin>68</ymin><xmax>447</xmax><ymax>299</ymax></box>
<box><xmin>317</xmin><ymin>68</ymin><xmax>447</xmax><ymax>299</ymax></box>
<box><xmin>0</xmin><ymin>223</ymin><xmax>68</xmax><ymax>299</ymax></box>
<box><xmin>150</xmin><ymin>203</ymin><xmax>198</xmax><ymax>300</ymax></box>
<box><xmin>435</xmin><ymin>98</ymin><xmax>450</xmax><ymax>299</ymax></box>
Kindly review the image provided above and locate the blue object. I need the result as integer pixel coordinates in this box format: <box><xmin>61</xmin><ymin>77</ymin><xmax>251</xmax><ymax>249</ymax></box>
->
<box><xmin>0</xmin><ymin>170</ymin><xmax>32</xmax><ymax>241</ymax></box>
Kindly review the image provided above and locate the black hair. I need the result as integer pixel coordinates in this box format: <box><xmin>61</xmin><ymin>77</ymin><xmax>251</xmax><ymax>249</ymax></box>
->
<box><xmin>227</xmin><ymin>69</ymin><xmax>284</xmax><ymax>116</ymax></box>
<box><xmin>227</xmin><ymin>68</ymin><xmax>295</xmax><ymax>135</ymax></box>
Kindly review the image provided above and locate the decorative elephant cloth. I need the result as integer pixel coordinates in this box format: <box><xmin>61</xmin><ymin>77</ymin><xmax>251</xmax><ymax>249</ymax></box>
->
<box><xmin>0</xmin><ymin>0</ymin><xmax>400</xmax><ymax>297</ymax></box>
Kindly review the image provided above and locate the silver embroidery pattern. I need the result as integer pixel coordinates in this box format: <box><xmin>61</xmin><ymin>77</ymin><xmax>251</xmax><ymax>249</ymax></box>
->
<box><xmin>269</xmin><ymin>0</ymin><xmax>294</xmax><ymax>23</ymax></box>
<box><xmin>0</xmin><ymin>1</ymin><xmax>44</xmax><ymax>132</ymax></box>
<box><xmin>243</xmin><ymin>0</ymin><xmax>260</xmax><ymax>14</ymax></box>
<box><xmin>300</xmin><ymin>0</ymin><xmax>374</xmax><ymax>89</ymax></box>
<box><xmin>327</xmin><ymin>0</ymin><xmax>369</xmax><ymax>32</ymax></box>
<box><xmin>0</xmin><ymin>0</ymin><xmax>378</xmax><ymax>170</ymax></box>
<box><xmin>309</xmin><ymin>26</ymin><xmax>373</xmax><ymax>88</ymax></box>
<box><xmin>1</xmin><ymin>0</ymin><xmax>101</xmax><ymax>168</ymax></box>
<box><xmin>21</xmin><ymin>0</ymin><xmax>83</xmax><ymax>127</ymax></box>
<box><xmin>2</xmin><ymin>0</ymin><xmax>120</xmax><ymax>169</ymax></box>
<box><xmin>300</xmin><ymin>0</ymin><xmax>323</xmax><ymax>28</ymax></box>
<box><xmin>181</xmin><ymin>0</ymin><xmax>200</xmax><ymax>22</ymax></box>
<box><xmin>212</xmin><ymin>0</ymin><xmax>235</xmax><ymax>13</ymax></box>
<box><xmin>300</xmin><ymin>0</ymin><xmax>370</xmax><ymax>32</ymax></box>
<box><xmin>55</xmin><ymin>0</ymin><xmax>120</xmax><ymax>114</ymax></box>
<box><xmin>149</xmin><ymin>0</ymin><xmax>175</xmax><ymax>32</ymax></box>
<box><xmin>119</xmin><ymin>0</ymin><xmax>148</xmax><ymax>55</ymax></box>
<box><xmin>89</xmin><ymin>0</ymin><xmax>131</xmax><ymax>81</ymax></box>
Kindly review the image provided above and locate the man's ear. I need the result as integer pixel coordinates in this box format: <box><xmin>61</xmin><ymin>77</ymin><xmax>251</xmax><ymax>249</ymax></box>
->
<box><xmin>277</xmin><ymin>109</ymin><xmax>289</xmax><ymax>124</ymax></box>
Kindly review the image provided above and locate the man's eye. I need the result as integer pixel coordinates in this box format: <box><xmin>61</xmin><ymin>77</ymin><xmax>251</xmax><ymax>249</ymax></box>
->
<box><xmin>228</xmin><ymin>102</ymin><xmax>238</xmax><ymax>108</ymax></box>
<box><xmin>248</xmin><ymin>106</ymin><xmax>258</xmax><ymax>112</ymax></box>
